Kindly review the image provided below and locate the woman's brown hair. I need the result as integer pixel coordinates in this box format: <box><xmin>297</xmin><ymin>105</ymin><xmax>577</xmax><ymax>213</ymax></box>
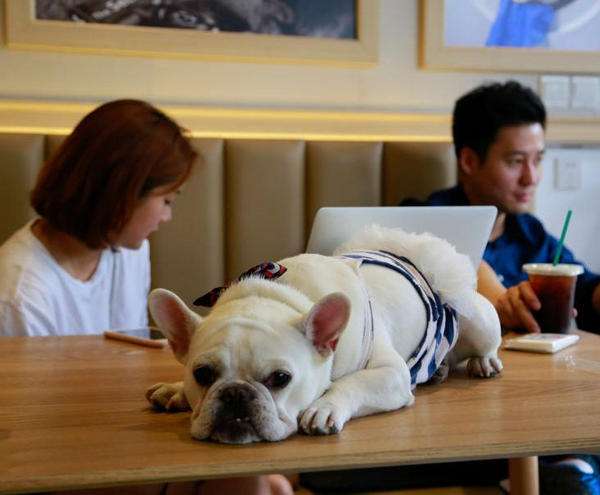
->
<box><xmin>31</xmin><ymin>99</ymin><xmax>197</xmax><ymax>249</ymax></box>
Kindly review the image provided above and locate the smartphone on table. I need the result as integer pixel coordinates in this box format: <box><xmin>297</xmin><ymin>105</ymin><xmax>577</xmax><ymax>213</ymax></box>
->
<box><xmin>103</xmin><ymin>326</ymin><xmax>168</xmax><ymax>348</ymax></box>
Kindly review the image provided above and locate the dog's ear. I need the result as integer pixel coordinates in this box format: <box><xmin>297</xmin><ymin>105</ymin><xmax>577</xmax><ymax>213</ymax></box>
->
<box><xmin>149</xmin><ymin>288</ymin><xmax>202</xmax><ymax>364</ymax></box>
<box><xmin>303</xmin><ymin>292</ymin><xmax>350</xmax><ymax>356</ymax></box>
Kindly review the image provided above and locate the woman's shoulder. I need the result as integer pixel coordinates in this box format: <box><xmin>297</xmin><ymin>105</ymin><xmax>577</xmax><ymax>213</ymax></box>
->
<box><xmin>0</xmin><ymin>261</ymin><xmax>55</xmax><ymax>336</ymax></box>
<box><xmin>0</xmin><ymin>274</ymin><xmax>56</xmax><ymax>337</ymax></box>
<box><xmin>0</xmin><ymin>222</ymin><xmax>61</xmax><ymax>301</ymax></box>
<box><xmin>1</xmin><ymin>223</ymin><xmax>54</xmax><ymax>267</ymax></box>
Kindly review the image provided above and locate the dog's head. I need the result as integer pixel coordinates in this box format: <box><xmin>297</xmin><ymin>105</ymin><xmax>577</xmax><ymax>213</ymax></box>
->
<box><xmin>148</xmin><ymin>283</ymin><xmax>350</xmax><ymax>444</ymax></box>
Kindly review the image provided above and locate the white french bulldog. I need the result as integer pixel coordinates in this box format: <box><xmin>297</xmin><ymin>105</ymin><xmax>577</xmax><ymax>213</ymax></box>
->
<box><xmin>146</xmin><ymin>226</ymin><xmax>502</xmax><ymax>444</ymax></box>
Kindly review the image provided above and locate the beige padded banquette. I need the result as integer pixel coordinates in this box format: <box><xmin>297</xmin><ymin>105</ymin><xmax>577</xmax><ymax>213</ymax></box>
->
<box><xmin>0</xmin><ymin>133</ymin><xmax>456</xmax><ymax>311</ymax></box>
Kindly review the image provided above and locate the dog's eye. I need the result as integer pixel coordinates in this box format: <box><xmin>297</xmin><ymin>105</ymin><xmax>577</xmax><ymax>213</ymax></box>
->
<box><xmin>264</xmin><ymin>370</ymin><xmax>292</xmax><ymax>389</ymax></box>
<box><xmin>193</xmin><ymin>365</ymin><xmax>217</xmax><ymax>387</ymax></box>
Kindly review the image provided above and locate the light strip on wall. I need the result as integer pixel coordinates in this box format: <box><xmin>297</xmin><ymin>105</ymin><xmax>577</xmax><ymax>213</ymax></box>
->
<box><xmin>0</xmin><ymin>100</ymin><xmax>599</xmax><ymax>143</ymax></box>
<box><xmin>0</xmin><ymin>99</ymin><xmax>452</xmax><ymax>142</ymax></box>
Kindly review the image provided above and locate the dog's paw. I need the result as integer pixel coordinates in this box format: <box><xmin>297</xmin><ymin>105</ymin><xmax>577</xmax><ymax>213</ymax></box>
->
<box><xmin>145</xmin><ymin>382</ymin><xmax>189</xmax><ymax>411</ymax></box>
<box><xmin>467</xmin><ymin>356</ymin><xmax>503</xmax><ymax>378</ymax></box>
<box><xmin>298</xmin><ymin>401</ymin><xmax>348</xmax><ymax>436</ymax></box>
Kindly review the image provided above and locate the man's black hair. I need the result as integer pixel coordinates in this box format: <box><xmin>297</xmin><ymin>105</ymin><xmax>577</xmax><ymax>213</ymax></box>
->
<box><xmin>452</xmin><ymin>80</ymin><xmax>546</xmax><ymax>161</ymax></box>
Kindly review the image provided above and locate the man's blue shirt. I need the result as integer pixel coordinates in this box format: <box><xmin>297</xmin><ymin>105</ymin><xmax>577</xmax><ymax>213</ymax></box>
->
<box><xmin>403</xmin><ymin>185</ymin><xmax>600</xmax><ymax>331</ymax></box>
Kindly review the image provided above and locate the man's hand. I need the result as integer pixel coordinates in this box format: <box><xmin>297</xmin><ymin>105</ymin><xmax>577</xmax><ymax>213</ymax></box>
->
<box><xmin>494</xmin><ymin>281</ymin><xmax>541</xmax><ymax>333</ymax></box>
<box><xmin>477</xmin><ymin>260</ymin><xmax>550</xmax><ymax>333</ymax></box>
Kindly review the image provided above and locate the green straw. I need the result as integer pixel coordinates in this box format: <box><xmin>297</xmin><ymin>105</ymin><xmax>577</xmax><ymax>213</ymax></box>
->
<box><xmin>552</xmin><ymin>209</ymin><xmax>572</xmax><ymax>266</ymax></box>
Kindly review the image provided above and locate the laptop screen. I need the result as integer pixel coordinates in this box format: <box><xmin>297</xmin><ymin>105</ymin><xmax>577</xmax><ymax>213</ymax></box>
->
<box><xmin>306</xmin><ymin>206</ymin><xmax>497</xmax><ymax>269</ymax></box>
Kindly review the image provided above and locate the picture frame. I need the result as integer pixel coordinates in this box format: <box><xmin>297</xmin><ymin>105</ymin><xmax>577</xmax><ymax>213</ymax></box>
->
<box><xmin>5</xmin><ymin>0</ymin><xmax>378</xmax><ymax>66</ymax></box>
<box><xmin>420</xmin><ymin>0</ymin><xmax>600</xmax><ymax>73</ymax></box>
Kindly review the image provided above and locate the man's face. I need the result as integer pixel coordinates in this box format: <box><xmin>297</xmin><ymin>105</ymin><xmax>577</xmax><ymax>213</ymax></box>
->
<box><xmin>462</xmin><ymin>123</ymin><xmax>545</xmax><ymax>214</ymax></box>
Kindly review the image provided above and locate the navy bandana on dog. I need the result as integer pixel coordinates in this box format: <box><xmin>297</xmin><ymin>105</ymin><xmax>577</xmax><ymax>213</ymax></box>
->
<box><xmin>193</xmin><ymin>262</ymin><xmax>287</xmax><ymax>307</ymax></box>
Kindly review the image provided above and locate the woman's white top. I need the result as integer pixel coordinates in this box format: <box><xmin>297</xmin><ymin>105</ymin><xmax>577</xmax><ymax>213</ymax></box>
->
<box><xmin>0</xmin><ymin>221</ymin><xmax>150</xmax><ymax>336</ymax></box>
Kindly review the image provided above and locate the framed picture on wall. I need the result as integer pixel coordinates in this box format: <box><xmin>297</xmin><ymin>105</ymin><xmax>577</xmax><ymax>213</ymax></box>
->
<box><xmin>420</xmin><ymin>0</ymin><xmax>600</xmax><ymax>73</ymax></box>
<box><xmin>5</xmin><ymin>0</ymin><xmax>378</xmax><ymax>66</ymax></box>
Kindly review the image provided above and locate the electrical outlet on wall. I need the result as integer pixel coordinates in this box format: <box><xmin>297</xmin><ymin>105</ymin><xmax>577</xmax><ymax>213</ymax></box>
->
<box><xmin>553</xmin><ymin>158</ymin><xmax>582</xmax><ymax>191</ymax></box>
<box><xmin>571</xmin><ymin>76</ymin><xmax>600</xmax><ymax>111</ymax></box>
<box><xmin>540</xmin><ymin>75</ymin><xmax>570</xmax><ymax>109</ymax></box>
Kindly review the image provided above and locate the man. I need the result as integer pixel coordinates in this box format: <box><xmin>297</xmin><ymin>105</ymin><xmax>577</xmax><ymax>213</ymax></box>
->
<box><xmin>403</xmin><ymin>80</ymin><xmax>600</xmax><ymax>494</ymax></box>
<box><xmin>406</xmin><ymin>80</ymin><xmax>600</xmax><ymax>335</ymax></box>
<box><xmin>303</xmin><ymin>80</ymin><xmax>600</xmax><ymax>494</ymax></box>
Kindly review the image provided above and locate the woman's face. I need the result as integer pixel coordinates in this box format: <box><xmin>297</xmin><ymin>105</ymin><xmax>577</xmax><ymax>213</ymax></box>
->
<box><xmin>113</xmin><ymin>186</ymin><xmax>178</xmax><ymax>249</ymax></box>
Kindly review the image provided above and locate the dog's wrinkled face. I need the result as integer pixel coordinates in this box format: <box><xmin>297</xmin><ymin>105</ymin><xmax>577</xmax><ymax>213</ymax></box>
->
<box><xmin>184</xmin><ymin>317</ymin><xmax>332</xmax><ymax>444</ymax></box>
<box><xmin>149</xmin><ymin>288</ymin><xmax>350</xmax><ymax>444</ymax></box>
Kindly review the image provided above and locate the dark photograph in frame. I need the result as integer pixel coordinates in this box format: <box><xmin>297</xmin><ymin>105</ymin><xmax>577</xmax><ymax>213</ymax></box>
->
<box><xmin>34</xmin><ymin>0</ymin><xmax>357</xmax><ymax>39</ymax></box>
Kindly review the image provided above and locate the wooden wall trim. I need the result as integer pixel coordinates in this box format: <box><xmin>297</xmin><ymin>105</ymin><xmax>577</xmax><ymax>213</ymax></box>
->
<box><xmin>0</xmin><ymin>99</ymin><xmax>598</xmax><ymax>144</ymax></box>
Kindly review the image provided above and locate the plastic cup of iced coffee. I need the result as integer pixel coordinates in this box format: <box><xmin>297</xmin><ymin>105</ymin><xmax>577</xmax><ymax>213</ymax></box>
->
<box><xmin>522</xmin><ymin>263</ymin><xmax>583</xmax><ymax>334</ymax></box>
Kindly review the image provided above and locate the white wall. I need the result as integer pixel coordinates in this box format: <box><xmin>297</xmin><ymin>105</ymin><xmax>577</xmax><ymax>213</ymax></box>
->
<box><xmin>536</xmin><ymin>148</ymin><xmax>600</xmax><ymax>272</ymax></box>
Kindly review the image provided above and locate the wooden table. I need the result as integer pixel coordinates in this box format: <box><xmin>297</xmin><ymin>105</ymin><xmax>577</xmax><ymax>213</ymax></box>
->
<box><xmin>2</xmin><ymin>332</ymin><xmax>600</xmax><ymax>495</ymax></box>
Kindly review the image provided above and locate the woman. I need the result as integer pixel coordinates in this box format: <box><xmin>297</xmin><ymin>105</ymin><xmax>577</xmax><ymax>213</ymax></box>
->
<box><xmin>0</xmin><ymin>99</ymin><xmax>293</xmax><ymax>494</ymax></box>
<box><xmin>0</xmin><ymin>99</ymin><xmax>196</xmax><ymax>336</ymax></box>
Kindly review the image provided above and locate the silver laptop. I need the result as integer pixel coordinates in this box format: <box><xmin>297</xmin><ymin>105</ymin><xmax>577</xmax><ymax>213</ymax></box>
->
<box><xmin>306</xmin><ymin>206</ymin><xmax>497</xmax><ymax>268</ymax></box>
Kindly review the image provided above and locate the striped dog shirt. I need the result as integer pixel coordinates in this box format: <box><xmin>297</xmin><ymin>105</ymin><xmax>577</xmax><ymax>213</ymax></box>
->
<box><xmin>341</xmin><ymin>250</ymin><xmax>459</xmax><ymax>388</ymax></box>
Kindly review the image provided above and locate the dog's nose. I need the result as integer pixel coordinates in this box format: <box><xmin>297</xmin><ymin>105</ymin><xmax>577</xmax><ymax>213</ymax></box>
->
<box><xmin>220</xmin><ymin>384</ymin><xmax>257</xmax><ymax>407</ymax></box>
<box><xmin>213</xmin><ymin>383</ymin><xmax>261</xmax><ymax>443</ymax></box>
